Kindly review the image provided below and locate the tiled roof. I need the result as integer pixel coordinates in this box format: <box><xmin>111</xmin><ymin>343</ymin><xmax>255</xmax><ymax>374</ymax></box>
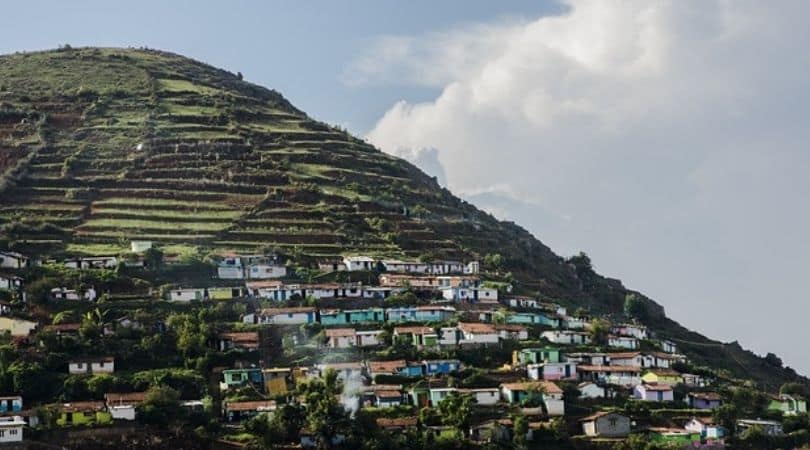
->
<box><xmin>457</xmin><ymin>322</ymin><xmax>496</xmax><ymax>334</ymax></box>
<box><xmin>105</xmin><ymin>392</ymin><xmax>147</xmax><ymax>404</ymax></box>
<box><xmin>367</xmin><ymin>360</ymin><xmax>407</xmax><ymax>372</ymax></box>
<box><xmin>225</xmin><ymin>400</ymin><xmax>277</xmax><ymax>412</ymax></box>
<box><xmin>500</xmin><ymin>381</ymin><xmax>563</xmax><ymax>395</ymax></box>
<box><xmin>325</xmin><ymin>328</ymin><xmax>356</xmax><ymax>338</ymax></box>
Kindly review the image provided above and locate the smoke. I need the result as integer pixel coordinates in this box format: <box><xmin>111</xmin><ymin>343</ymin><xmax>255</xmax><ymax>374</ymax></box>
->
<box><xmin>339</xmin><ymin>369</ymin><xmax>363</xmax><ymax>417</ymax></box>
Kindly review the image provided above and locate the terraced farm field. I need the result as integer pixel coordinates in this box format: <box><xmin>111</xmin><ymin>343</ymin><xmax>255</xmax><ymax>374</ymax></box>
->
<box><xmin>0</xmin><ymin>47</ymin><xmax>580</xmax><ymax>298</ymax></box>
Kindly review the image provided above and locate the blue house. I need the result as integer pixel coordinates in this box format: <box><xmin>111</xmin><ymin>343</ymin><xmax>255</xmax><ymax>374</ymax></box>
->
<box><xmin>345</xmin><ymin>308</ymin><xmax>386</xmax><ymax>324</ymax></box>
<box><xmin>423</xmin><ymin>359</ymin><xmax>461</xmax><ymax>376</ymax></box>
<box><xmin>0</xmin><ymin>396</ymin><xmax>22</xmax><ymax>413</ymax></box>
<box><xmin>387</xmin><ymin>306</ymin><xmax>456</xmax><ymax>323</ymax></box>
<box><xmin>319</xmin><ymin>310</ymin><xmax>348</xmax><ymax>326</ymax></box>
<box><xmin>507</xmin><ymin>312</ymin><xmax>560</xmax><ymax>328</ymax></box>
<box><xmin>400</xmin><ymin>363</ymin><xmax>425</xmax><ymax>377</ymax></box>
<box><xmin>221</xmin><ymin>368</ymin><xmax>264</xmax><ymax>390</ymax></box>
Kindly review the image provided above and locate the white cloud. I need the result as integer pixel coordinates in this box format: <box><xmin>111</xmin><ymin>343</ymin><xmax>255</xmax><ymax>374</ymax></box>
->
<box><xmin>355</xmin><ymin>0</ymin><xmax>810</xmax><ymax>374</ymax></box>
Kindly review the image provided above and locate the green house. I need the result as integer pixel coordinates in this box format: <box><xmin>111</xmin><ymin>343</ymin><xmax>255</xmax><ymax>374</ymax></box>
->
<box><xmin>320</xmin><ymin>310</ymin><xmax>348</xmax><ymax>326</ymax></box>
<box><xmin>768</xmin><ymin>395</ymin><xmax>808</xmax><ymax>416</ymax></box>
<box><xmin>345</xmin><ymin>308</ymin><xmax>386</xmax><ymax>324</ymax></box>
<box><xmin>507</xmin><ymin>312</ymin><xmax>560</xmax><ymax>328</ymax></box>
<box><xmin>57</xmin><ymin>402</ymin><xmax>113</xmax><ymax>426</ymax></box>
<box><xmin>221</xmin><ymin>368</ymin><xmax>264</xmax><ymax>389</ymax></box>
<box><xmin>514</xmin><ymin>347</ymin><xmax>561</xmax><ymax>365</ymax></box>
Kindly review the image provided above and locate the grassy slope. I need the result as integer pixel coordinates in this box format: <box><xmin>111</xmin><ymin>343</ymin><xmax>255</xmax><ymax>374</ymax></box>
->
<box><xmin>0</xmin><ymin>47</ymin><xmax>805</xmax><ymax>390</ymax></box>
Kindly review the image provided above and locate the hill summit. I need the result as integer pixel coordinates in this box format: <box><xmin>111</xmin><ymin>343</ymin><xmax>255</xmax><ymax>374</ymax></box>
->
<box><xmin>0</xmin><ymin>47</ymin><xmax>805</xmax><ymax>390</ymax></box>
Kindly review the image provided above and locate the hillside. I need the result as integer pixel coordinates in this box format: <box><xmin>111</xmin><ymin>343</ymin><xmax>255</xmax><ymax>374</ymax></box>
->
<box><xmin>0</xmin><ymin>47</ymin><xmax>805</xmax><ymax>391</ymax></box>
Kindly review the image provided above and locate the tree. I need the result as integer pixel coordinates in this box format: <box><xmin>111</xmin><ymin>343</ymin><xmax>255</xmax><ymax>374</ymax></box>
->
<box><xmin>143</xmin><ymin>247</ymin><xmax>164</xmax><ymax>270</ymax></box>
<box><xmin>267</xmin><ymin>403</ymin><xmax>306</xmax><ymax>444</ymax></box>
<box><xmin>299</xmin><ymin>369</ymin><xmax>350</xmax><ymax>449</ymax></box>
<box><xmin>437</xmin><ymin>392</ymin><xmax>474</xmax><ymax>435</ymax></box>
<box><xmin>589</xmin><ymin>318</ymin><xmax>610</xmax><ymax>346</ymax></box>
<box><xmin>623</xmin><ymin>293</ymin><xmax>648</xmax><ymax>321</ymax></box>
<box><xmin>713</xmin><ymin>404</ymin><xmax>739</xmax><ymax>435</ymax></box>
<box><xmin>483</xmin><ymin>253</ymin><xmax>504</xmax><ymax>272</ymax></box>
<box><xmin>764</xmin><ymin>352</ymin><xmax>783</xmax><ymax>368</ymax></box>
<box><xmin>512</xmin><ymin>414</ymin><xmax>529</xmax><ymax>449</ymax></box>
<box><xmin>781</xmin><ymin>382</ymin><xmax>808</xmax><ymax>397</ymax></box>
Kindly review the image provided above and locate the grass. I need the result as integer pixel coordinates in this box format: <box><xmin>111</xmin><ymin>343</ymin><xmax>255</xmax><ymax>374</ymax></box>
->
<box><xmin>65</xmin><ymin>242</ymin><xmax>127</xmax><ymax>255</ymax></box>
<box><xmin>92</xmin><ymin>207</ymin><xmax>242</xmax><ymax>220</ymax></box>
<box><xmin>157</xmin><ymin>78</ymin><xmax>221</xmax><ymax>96</ymax></box>
<box><xmin>82</xmin><ymin>218</ymin><xmax>230</xmax><ymax>232</ymax></box>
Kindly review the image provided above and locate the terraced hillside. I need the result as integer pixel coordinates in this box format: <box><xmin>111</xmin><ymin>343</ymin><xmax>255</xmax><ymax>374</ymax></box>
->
<box><xmin>0</xmin><ymin>48</ymin><xmax>807</xmax><ymax>390</ymax></box>
<box><xmin>0</xmin><ymin>47</ymin><xmax>577</xmax><ymax>296</ymax></box>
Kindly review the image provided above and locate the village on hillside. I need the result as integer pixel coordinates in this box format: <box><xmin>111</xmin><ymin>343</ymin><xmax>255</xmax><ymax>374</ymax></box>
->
<box><xmin>0</xmin><ymin>243</ymin><xmax>807</xmax><ymax>449</ymax></box>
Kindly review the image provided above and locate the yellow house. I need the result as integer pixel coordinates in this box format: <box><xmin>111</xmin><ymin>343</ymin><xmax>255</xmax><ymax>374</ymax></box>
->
<box><xmin>0</xmin><ymin>317</ymin><xmax>38</xmax><ymax>337</ymax></box>
<box><xmin>641</xmin><ymin>369</ymin><xmax>683</xmax><ymax>386</ymax></box>
<box><xmin>263</xmin><ymin>368</ymin><xmax>292</xmax><ymax>395</ymax></box>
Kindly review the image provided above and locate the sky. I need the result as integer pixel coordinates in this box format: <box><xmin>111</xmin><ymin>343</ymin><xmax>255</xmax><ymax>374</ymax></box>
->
<box><xmin>2</xmin><ymin>1</ymin><xmax>808</xmax><ymax>375</ymax></box>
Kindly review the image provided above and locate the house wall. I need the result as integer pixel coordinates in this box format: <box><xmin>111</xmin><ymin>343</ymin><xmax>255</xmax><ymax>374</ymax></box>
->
<box><xmin>0</xmin><ymin>318</ymin><xmax>37</xmax><ymax>336</ymax></box>
<box><xmin>594</xmin><ymin>414</ymin><xmax>630</xmax><ymax>437</ymax></box>
<box><xmin>0</xmin><ymin>424</ymin><xmax>23</xmax><ymax>442</ymax></box>
<box><xmin>108</xmin><ymin>405</ymin><xmax>136</xmax><ymax>421</ymax></box>
<box><xmin>247</xmin><ymin>264</ymin><xmax>286</xmax><ymax>279</ymax></box>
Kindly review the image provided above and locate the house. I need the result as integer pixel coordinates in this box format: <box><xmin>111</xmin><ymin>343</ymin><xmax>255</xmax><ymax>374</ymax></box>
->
<box><xmin>361</xmin><ymin>385</ymin><xmax>404</xmax><ymax>408</ymax></box>
<box><xmin>216</xmin><ymin>255</ymin><xmax>245</xmax><ymax>279</ymax></box>
<box><xmin>661</xmin><ymin>340</ymin><xmax>678</xmax><ymax>353</ymax></box>
<box><xmin>580</xmin><ymin>411</ymin><xmax>631</xmax><ymax>437</ymax></box>
<box><xmin>736</xmin><ymin>419</ymin><xmax>783</xmax><ymax>436</ymax></box>
<box><xmin>641</xmin><ymin>369</ymin><xmax>683</xmax><ymax>386</ymax></box>
<box><xmin>0</xmin><ymin>274</ymin><xmax>22</xmax><ymax>291</ymax></box>
<box><xmin>381</xmin><ymin>259</ymin><xmax>429</xmax><ymax>274</ymax></box>
<box><xmin>464</xmin><ymin>261</ymin><xmax>480</xmax><ymax>274</ymax></box>
<box><xmin>768</xmin><ymin>394</ymin><xmax>808</xmax><ymax>416</ymax></box>
<box><xmin>423</xmin><ymin>359</ymin><xmax>461</xmax><ymax>376</ymax></box>
<box><xmin>578</xmin><ymin>365</ymin><xmax>642</xmax><ymax>387</ymax></box>
<box><xmin>429</xmin><ymin>260</ymin><xmax>467</xmax><ymax>274</ymax></box>
<box><xmin>367</xmin><ymin>360</ymin><xmax>408</xmax><ymax>378</ymax></box>
<box><xmin>608</xmin><ymin>335</ymin><xmax>639</xmax><ymax>350</ymax></box>
<box><xmin>0</xmin><ymin>317</ymin><xmax>37</xmax><ymax>337</ymax></box>
<box><xmin>221</xmin><ymin>368</ymin><xmax>264</xmax><ymax>390</ymax></box>
<box><xmin>376</xmin><ymin>417</ymin><xmax>418</xmax><ymax>433</ymax></box>
<box><xmin>386</xmin><ymin>306</ymin><xmax>456</xmax><ymax>323</ymax></box>
<box><xmin>223</xmin><ymin>400</ymin><xmax>276</xmax><ymax>422</ymax></box>
<box><xmin>243</xmin><ymin>255</ymin><xmax>286</xmax><ymax>280</ymax></box>
<box><xmin>315</xmin><ymin>362</ymin><xmax>364</xmax><ymax>381</ymax></box>
<box><xmin>688</xmin><ymin>392</ymin><xmax>723</xmax><ymax>410</ymax></box>
<box><xmin>243</xmin><ymin>307</ymin><xmax>316</xmax><ymax>325</ymax></box>
<box><xmin>68</xmin><ymin>357</ymin><xmax>114</xmax><ymax>375</ymax></box>
<box><xmin>438</xmin><ymin>327</ymin><xmax>459</xmax><ymax>346</ymax></box>
<box><xmin>505</xmin><ymin>296</ymin><xmax>540</xmax><ymax>309</ymax></box>
<box><xmin>321</xmin><ymin>308</ymin><xmax>385</xmax><ymax>326</ymax></box>
<box><xmin>393</xmin><ymin>326</ymin><xmax>438</xmax><ymax>348</ymax></box>
<box><xmin>0</xmin><ymin>252</ymin><xmax>27</xmax><ymax>269</ymax></box>
<box><xmin>64</xmin><ymin>256</ymin><xmax>118</xmax><ymax>270</ymax></box>
<box><xmin>562</xmin><ymin>316</ymin><xmax>588</xmax><ymax>329</ymax></box>
<box><xmin>318</xmin><ymin>261</ymin><xmax>347</xmax><ymax>273</ymax></box>
<box><xmin>0</xmin><ymin>396</ymin><xmax>22</xmax><ymax>414</ymax></box>
<box><xmin>527</xmin><ymin>362</ymin><xmax>577</xmax><ymax>381</ymax></box>
<box><xmin>51</xmin><ymin>287</ymin><xmax>97</xmax><ymax>302</ymax></box>
<box><xmin>262</xmin><ymin>368</ymin><xmax>292</xmax><ymax>395</ymax></box>
<box><xmin>457</xmin><ymin>322</ymin><xmax>499</xmax><ymax>345</ymax></box>
<box><xmin>578</xmin><ymin>382</ymin><xmax>606</xmax><ymax>399</ymax></box>
<box><xmin>46</xmin><ymin>322</ymin><xmax>81</xmax><ymax>337</ymax></box>
<box><xmin>681</xmin><ymin>373</ymin><xmax>708</xmax><ymax>387</ymax></box>
<box><xmin>325</xmin><ymin>328</ymin><xmax>357</xmax><ymax>349</ymax></box>
<box><xmin>460</xmin><ymin>388</ymin><xmax>500</xmax><ymax>406</ymax></box>
<box><xmin>500</xmin><ymin>381</ymin><xmax>564</xmax><ymax>416</ymax></box>
<box><xmin>514</xmin><ymin>347</ymin><xmax>561</xmax><ymax>365</ymax></box>
<box><xmin>343</xmin><ymin>256</ymin><xmax>376</xmax><ymax>271</ymax></box>
<box><xmin>56</xmin><ymin>402</ymin><xmax>112</xmax><ymax>426</ymax></box>
<box><xmin>168</xmin><ymin>286</ymin><xmax>244</xmax><ymax>302</ymax></box>
<box><xmin>541</xmin><ymin>330</ymin><xmax>591</xmax><ymax>345</ymax></box>
<box><xmin>104</xmin><ymin>392</ymin><xmax>147</xmax><ymax>421</ymax></box>
<box><xmin>441</xmin><ymin>286</ymin><xmax>498</xmax><ymax>303</ymax></box>
<box><xmin>356</xmin><ymin>330</ymin><xmax>384</xmax><ymax>347</ymax></box>
<box><xmin>611</xmin><ymin>324</ymin><xmax>648</xmax><ymax>340</ymax></box>
<box><xmin>217</xmin><ymin>332</ymin><xmax>259</xmax><ymax>352</ymax></box>
<box><xmin>508</xmin><ymin>312</ymin><xmax>560</xmax><ymax>328</ymax></box>
<box><xmin>495</xmin><ymin>324</ymin><xmax>528</xmax><ymax>341</ymax></box>
<box><xmin>685</xmin><ymin>417</ymin><xmax>726</xmax><ymax>441</ymax></box>
<box><xmin>0</xmin><ymin>416</ymin><xmax>25</xmax><ymax>443</ymax></box>
<box><xmin>428</xmin><ymin>387</ymin><xmax>458</xmax><ymax>406</ymax></box>
<box><xmin>634</xmin><ymin>383</ymin><xmax>674</xmax><ymax>402</ymax></box>
<box><xmin>566</xmin><ymin>352</ymin><xmax>609</xmax><ymax>366</ymax></box>
<box><xmin>168</xmin><ymin>287</ymin><xmax>205</xmax><ymax>302</ymax></box>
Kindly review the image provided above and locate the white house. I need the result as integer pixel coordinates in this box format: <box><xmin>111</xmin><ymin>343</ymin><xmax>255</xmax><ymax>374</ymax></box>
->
<box><xmin>69</xmin><ymin>357</ymin><xmax>115</xmax><ymax>375</ymax></box>
<box><xmin>457</xmin><ymin>322</ymin><xmax>499</xmax><ymax>345</ymax></box>
<box><xmin>325</xmin><ymin>329</ymin><xmax>357</xmax><ymax>349</ymax></box>
<box><xmin>737</xmin><ymin>419</ymin><xmax>783</xmax><ymax>436</ymax></box>
<box><xmin>527</xmin><ymin>362</ymin><xmax>578</xmax><ymax>381</ymax></box>
<box><xmin>461</xmin><ymin>388</ymin><xmax>500</xmax><ymax>406</ymax></box>
<box><xmin>562</xmin><ymin>316</ymin><xmax>588</xmax><ymax>329</ymax></box>
<box><xmin>578</xmin><ymin>365</ymin><xmax>642</xmax><ymax>387</ymax></box>
<box><xmin>343</xmin><ymin>256</ymin><xmax>376</xmax><ymax>271</ymax></box>
<box><xmin>315</xmin><ymin>362</ymin><xmax>364</xmax><ymax>381</ymax></box>
<box><xmin>578</xmin><ymin>382</ymin><xmax>606</xmax><ymax>399</ymax></box>
<box><xmin>130</xmin><ymin>241</ymin><xmax>152</xmax><ymax>253</ymax></box>
<box><xmin>243</xmin><ymin>307</ymin><xmax>316</xmax><ymax>325</ymax></box>
<box><xmin>439</xmin><ymin>327</ymin><xmax>459</xmax><ymax>346</ymax></box>
<box><xmin>495</xmin><ymin>324</ymin><xmax>529</xmax><ymax>341</ymax></box>
<box><xmin>216</xmin><ymin>254</ymin><xmax>285</xmax><ymax>280</ymax></box>
<box><xmin>356</xmin><ymin>330</ymin><xmax>384</xmax><ymax>347</ymax></box>
<box><xmin>634</xmin><ymin>383</ymin><xmax>674</xmax><ymax>402</ymax></box>
<box><xmin>685</xmin><ymin>417</ymin><xmax>725</xmax><ymax>440</ymax></box>
<box><xmin>0</xmin><ymin>252</ymin><xmax>28</xmax><ymax>269</ymax></box>
<box><xmin>541</xmin><ymin>330</ymin><xmax>591</xmax><ymax>345</ymax></box>
<box><xmin>565</xmin><ymin>352</ymin><xmax>609</xmax><ymax>366</ymax></box>
<box><xmin>104</xmin><ymin>392</ymin><xmax>146</xmax><ymax>421</ymax></box>
<box><xmin>441</xmin><ymin>286</ymin><xmax>498</xmax><ymax>302</ymax></box>
<box><xmin>505</xmin><ymin>297</ymin><xmax>539</xmax><ymax>309</ymax></box>
<box><xmin>51</xmin><ymin>287</ymin><xmax>97</xmax><ymax>302</ymax></box>
<box><xmin>382</xmin><ymin>259</ymin><xmax>429</xmax><ymax>274</ymax></box>
<box><xmin>64</xmin><ymin>256</ymin><xmax>118</xmax><ymax>269</ymax></box>
<box><xmin>0</xmin><ymin>275</ymin><xmax>22</xmax><ymax>291</ymax></box>
<box><xmin>168</xmin><ymin>288</ymin><xmax>205</xmax><ymax>302</ymax></box>
<box><xmin>661</xmin><ymin>340</ymin><xmax>678</xmax><ymax>353</ymax></box>
<box><xmin>611</xmin><ymin>324</ymin><xmax>648</xmax><ymax>340</ymax></box>
<box><xmin>608</xmin><ymin>335</ymin><xmax>639</xmax><ymax>350</ymax></box>
<box><xmin>0</xmin><ymin>317</ymin><xmax>37</xmax><ymax>337</ymax></box>
<box><xmin>318</xmin><ymin>261</ymin><xmax>347</xmax><ymax>273</ymax></box>
<box><xmin>464</xmin><ymin>261</ymin><xmax>480</xmax><ymax>274</ymax></box>
<box><xmin>0</xmin><ymin>416</ymin><xmax>25</xmax><ymax>443</ymax></box>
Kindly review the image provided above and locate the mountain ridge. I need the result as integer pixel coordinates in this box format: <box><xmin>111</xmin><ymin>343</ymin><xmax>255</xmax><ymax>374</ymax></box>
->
<box><xmin>0</xmin><ymin>46</ymin><xmax>805</xmax><ymax>390</ymax></box>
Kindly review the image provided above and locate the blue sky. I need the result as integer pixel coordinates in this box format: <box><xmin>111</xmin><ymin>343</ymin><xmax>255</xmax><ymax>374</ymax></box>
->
<box><xmin>2</xmin><ymin>1</ymin><xmax>809</xmax><ymax>375</ymax></box>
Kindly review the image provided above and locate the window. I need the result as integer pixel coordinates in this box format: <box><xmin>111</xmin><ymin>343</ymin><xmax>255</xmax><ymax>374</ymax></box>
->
<box><xmin>0</xmin><ymin>430</ymin><xmax>5</xmax><ymax>437</ymax></box>
<box><xmin>608</xmin><ymin>418</ymin><xmax>617</xmax><ymax>428</ymax></box>
<box><xmin>9</xmin><ymin>429</ymin><xmax>16</xmax><ymax>435</ymax></box>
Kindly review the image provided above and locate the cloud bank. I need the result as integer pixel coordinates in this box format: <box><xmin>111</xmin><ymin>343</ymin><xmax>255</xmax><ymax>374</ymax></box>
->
<box><xmin>354</xmin><ymin>1</ymin><xmax>810</xmax><ymax>373</ymax></box>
